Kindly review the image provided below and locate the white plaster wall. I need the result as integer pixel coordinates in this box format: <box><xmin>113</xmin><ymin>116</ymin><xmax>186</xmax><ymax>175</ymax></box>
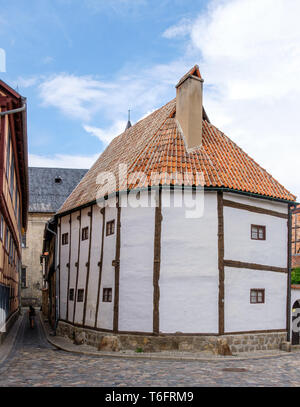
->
<box><xmin>225</xmin><ymin>267</ymin><xmax>287</xmax><ymax>332</ymax></box>
<box><xmin>85</xmin><ymin>205</ymin><xmax>103</xmax><ymax>327</ymax></box>
<box><xmin>67</xmin><ymin>210</ymin><xmax>80</xmax><ymax>322</ymax></box>
<box><xmin>223</xmin><ymin>192</ymin><xmax>288</xmax><ymax>214</ymax></box>
<box><xmin>74</xmin><ymin>207</ymin><xmax>91</xmax><ymax>325</ymax></box>
<box><xmin>96</xmin><ymin>201</ymin><xmax>117</xmax><ymax>330</ymax></box>
<box><xmin>224</xmin><ymin>204</ymin><xmax>288</xmax><ymax>268</ymax></box>
<box><xmin>159</xmin><ymin>190</ymin><xmax>219</xmax><ymax>333</ymax></box>
<box><xmin>59</xmin><ymin>216</ymin><xmax>70</xmax><ymax>320</ymax></box>
<box><xmin>119</xmin><ymin>192</ymin><xmax>155</xmax><ymax>332</ymax></box>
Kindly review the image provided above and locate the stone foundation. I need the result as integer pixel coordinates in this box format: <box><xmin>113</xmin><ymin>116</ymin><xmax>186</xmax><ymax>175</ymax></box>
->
<box><xmin>56</xmin><ymin>321</ymin><xmax>287</xmax><ymax>354</ymax></box>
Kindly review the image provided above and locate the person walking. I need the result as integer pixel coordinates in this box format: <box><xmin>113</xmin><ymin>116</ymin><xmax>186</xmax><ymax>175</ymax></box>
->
<box><xmin>28</xmin><ymin>305</ymin><xmax>36</xmax><ymax>329</ymax></box>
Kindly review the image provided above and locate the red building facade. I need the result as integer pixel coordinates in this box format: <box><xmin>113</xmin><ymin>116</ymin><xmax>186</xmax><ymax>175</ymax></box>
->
<box><xmin>0</xmin><ymin>80</ymin><xmax>28</xmax><ymax>339</ymax></box>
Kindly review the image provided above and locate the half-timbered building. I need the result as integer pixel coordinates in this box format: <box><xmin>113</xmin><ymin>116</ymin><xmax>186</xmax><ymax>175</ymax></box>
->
<box><xmin>53</xmin><ymin>66</ymin><xmax>296</xmax><ymax>352</ymax></box>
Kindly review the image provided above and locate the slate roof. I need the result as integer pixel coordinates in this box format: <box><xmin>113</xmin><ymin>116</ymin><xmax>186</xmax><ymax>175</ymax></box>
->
<box><xmin>57</xmin><ymin>66</ymin><xmax>296</xmax><ymax>215</ymax></box>
<box><xmin>29</xmin><ymin>167</ymin><xmax>88</xmax><ymax>213</ymax></box>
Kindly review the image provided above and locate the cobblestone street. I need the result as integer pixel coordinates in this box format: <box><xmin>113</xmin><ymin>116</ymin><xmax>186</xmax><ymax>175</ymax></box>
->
<box><xmin>1</xmin><ymin>312</ymin><xmax>300</xmax><ymax>387</ymax></box>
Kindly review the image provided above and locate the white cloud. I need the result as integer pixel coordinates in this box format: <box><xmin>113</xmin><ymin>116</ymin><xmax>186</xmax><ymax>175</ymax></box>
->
<box><xmin>29</xmin><ymin>153</ymin><xmax>98</xmax><ymax>169</ymax></box>
<box><xmin>39</xmin><ymin>74</ymin><xmax>117</xmax><ymax>121</ymax></box>
<box><xmin>35</xmin><ymin>0</ymin><xmax>300</xmax><ymax>199</ymax></box>
<box><xmin>163</xmin><ymin>0</ymin><xmax>300</xmax><ymax>198</ymax></box>
<box><xmin>162</xmin><ymin>18</ymin><xmax>192</xmax><ymax>39</ymax></box>
<box><xmin>37</xmin><ymin>60</ymin><xmax>189</xmax><ymax>123</ymax></box>
<box><xmin>13</xmin><ymin>76</ymin><xmax>39</xmax><ymax>89</ymax></box>
<box><xmin>83</xmin><ymin>120</ymin><xmax>127</xmax><ymax>145</ymax></box>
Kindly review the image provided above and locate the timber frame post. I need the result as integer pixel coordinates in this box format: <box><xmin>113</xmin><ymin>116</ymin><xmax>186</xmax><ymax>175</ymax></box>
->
<box><xmin>153</xmin><ymin>188</ymin><xmax>162</xmax><ymax>335</ymax></box>
<box><xmin>113</xmin><ymin>198</ymin><xmax>121</xmax><ymax>333</ymax></box>
<box><xmin>94</xmin><ymin>206</ymin><xmax>105</xmax><ymax>328</ymax></box>
<box><xmin>218</xmin><ymin>191</ymin><xmax>225</xmax><ymax>335</ymax></box>
<box><xmin>82</xmin><ymin>206</ymin><xmax>93</xmax><ymax>326</ymax></box>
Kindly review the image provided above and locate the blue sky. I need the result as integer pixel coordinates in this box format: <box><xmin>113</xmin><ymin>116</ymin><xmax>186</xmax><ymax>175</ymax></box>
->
<box><xmin>1</xmin><ymin>0</ymin><xmax>300</xmax><ymax>198</ymax></box>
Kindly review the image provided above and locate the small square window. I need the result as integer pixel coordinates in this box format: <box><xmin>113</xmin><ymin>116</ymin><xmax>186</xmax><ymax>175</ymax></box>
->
<box><xmin>106</xmin><ymin>220</ymin><xmax>115</xmax><ymax>236</ymax></box>
<box><xmin>21</xmin><ymin>267</ymin><xmax>26</xmax><ymax>288</ymax></box>
<box><xmin>77</xmin><ymin>289</ymin><xmax>84</xmax><ymax>302</ymax></box>
<box><xmin>250</xmin><ymin>289</ymin><xmax>265</xmax><ymax>304</ymax></box>
<box><xmin>82</xmin><ymin>227</ymin><xmax>89</xmax><ymax>241</ymax></box>
<box><xmin>69</xmin><ymin>288</ymin><xmax>74</xmax><ymax>301</ymax></box>
<box><xmin>62</xmin><ymin>233</ymin><xmax>69</xmax><ymax>245</ymax></box>
<box><xmin>251</xmin><ymin>225</ymin><xmax>266</xmax><ymax>240</ymax></box>
<box><xmin>103</xmin><ymin>288</ymin><xmax>112</xmax><ymax>302</ymax></box>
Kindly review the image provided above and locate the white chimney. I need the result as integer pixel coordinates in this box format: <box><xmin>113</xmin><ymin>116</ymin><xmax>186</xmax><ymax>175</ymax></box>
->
<box><xmin>176</xmin><ymin>65</ymin><xmax>204</xmax><ymax>150</ymax></box>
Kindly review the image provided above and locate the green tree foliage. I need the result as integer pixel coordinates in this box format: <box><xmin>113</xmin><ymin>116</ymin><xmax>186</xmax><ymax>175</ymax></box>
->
<box><xmin>291</xmin><ymin>268</ymin><xmax>300</xmax><ymax>284</ymax></box>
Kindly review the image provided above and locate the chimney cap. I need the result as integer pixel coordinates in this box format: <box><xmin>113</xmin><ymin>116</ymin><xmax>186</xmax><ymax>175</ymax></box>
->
<box><xmin>176</xmin><ymin>65</ymin><xmax>203</xmax><ymax>88</ymax></box>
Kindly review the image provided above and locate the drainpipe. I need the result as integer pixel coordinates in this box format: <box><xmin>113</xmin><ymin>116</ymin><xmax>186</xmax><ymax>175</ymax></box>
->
<box><xmin>0</xmin><ymin>102</ymin><xmax>26</xmax><ymax>116</ymax></box>
<box><xmin>46</xmin><ymin>220</ymin><xmax>59</xmax><ymax>335</ymax></box>
<box><xmin>0</xmin><ymin>100</ymin><xmax>27</xmax><ymax>316</ymax></box>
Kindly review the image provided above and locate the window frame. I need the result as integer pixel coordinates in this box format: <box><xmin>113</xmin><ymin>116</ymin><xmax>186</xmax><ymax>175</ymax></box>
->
<box><xmin>21</xmin><ymin>267</ymin><xmax>27</xmax><ymax>288</ymax></box>
<box><xmin>62</xmin><ymin>232</ymin><xmax>69</xmax><ymax>246</ymax></box>
<box><xmin>106</xmin><ymin>220</ymin><xmax>115</xmax><ymax>236</ymax></box>
<box><xmin>77</xmin><ymin>288</ymin><xmax>84</xmax><ymax>302</ymax></box>
<box><xmin>250</xmin><ymin>289</ymin><xmax>265</xmax><ymax>304</ymax></box>
<box><xmin>69</xmin><ymin>288</ymin><xmax>74</xmax><ymax>301</ymax></box>
<box><xmin>103</xmin><ymin>288</ymin><xmax>112</xmax><ymax>302</ymax></box>
<box><xmin>21</xmin><ymin>233</ymin><xmax>26</xmax><ymax>249</ymax></box>
<box><xmin>251</xmin><ymin>224</ymin><xmax>266</xmax><ymax>241</ymax></box>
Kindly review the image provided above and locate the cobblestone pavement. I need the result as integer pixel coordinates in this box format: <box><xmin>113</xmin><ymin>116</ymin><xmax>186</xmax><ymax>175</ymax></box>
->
<box><xmin>1</xmin><ymin>312</ymin><xmax>300</xmax><ymax>387</ymax></box>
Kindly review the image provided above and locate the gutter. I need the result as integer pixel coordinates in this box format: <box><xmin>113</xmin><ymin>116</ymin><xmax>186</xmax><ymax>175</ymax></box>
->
<box><xmin>56</xmin><ymin>185</ymin><xmax>298</xmax><ymax>219</ymax></box>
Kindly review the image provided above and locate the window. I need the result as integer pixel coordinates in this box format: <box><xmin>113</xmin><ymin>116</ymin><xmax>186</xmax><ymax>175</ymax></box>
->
<box><xmin>251</xmin><ymin>225</ymin><xmax>266</xmax><ymax>240</ymax></box>
<box><xmin>106</xmin><ymin>220</ymin><xmax>115</xmax><ymax>236</ymax></box>
<box><xmin>6</xmin><ymin>129</ymin><xmax>11</xmax><ymax>179</ymax></box>
<box><xmin>250</xmin><ymin>289</ymin><xmax>265</xmax><ymax>304</ymax></box>
<box><xmin>0</xmin><ymin>215</ymin><xmax>3</xmax><ymax>241</ymax></box>
<box><xmin>21</xmin><ymin>233</ymin><xmax>26</xmax><ymax>248</ymax></box>
<box><xmin>69</xmin><ymin>288</ymin><xmax>74</xmax><ymax>301</ymax></box>
<box><xmin>77</xmin><ymin>289</ymin><xmax>84</xmax><ymax>302</ymax></box>
<box><xmin>5</xmin><ymin>228</ymin><xmax>9</xmax><ymax>252</ymax></box>
<box><xmin>21</xmin><ymin>267</ymin><xmax>26</xmax><ymax>288</ymax></box>
<box><xmin>62</xmin><ymin>233</ymin><xmax>69</xmax><ymax>245</ymax></box>
<box><xmin>81</xmin><ymin>227</ymin><xmax>89</xmax><ymax>241</ymax></box>
<box><xmin>103</xmin><ymin>288</ymin><xmax>112</xmax><ymax>302</ymax></box>
<box><xmin>10</xmin><ymin>155</ymin><xmax>14</xmax><ymax>197</ymax></box>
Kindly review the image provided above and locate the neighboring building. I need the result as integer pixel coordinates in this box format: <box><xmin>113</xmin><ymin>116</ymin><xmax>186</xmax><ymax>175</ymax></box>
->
<box><xmin>21</xmin><ymin>167</ymin><xmax>87</xmax><ymax>307</ymax></box>
<box><xmin>52</xmin><ymin>66</ymin><xmax>296</xmax><ymax>352</ymax></box>
<box><xmin>0</xmin><ymin>80</ymin><xmax>28</xmax><ymax>341</ymax></box>
<box><xmin>292</xmin><ymin>205</ymin><xmax>300</xmax><ymax>268</ymax></box>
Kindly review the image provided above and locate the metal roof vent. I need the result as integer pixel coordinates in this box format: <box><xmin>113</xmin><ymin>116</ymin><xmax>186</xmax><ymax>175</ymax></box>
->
<box><xmin>55</xmin><ymin>176</ymin><xmax>62</xmax><ymax>184</ymax></box>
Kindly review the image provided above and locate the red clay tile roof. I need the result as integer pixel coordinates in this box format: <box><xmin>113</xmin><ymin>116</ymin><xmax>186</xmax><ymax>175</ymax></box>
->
<box><xmin>57</xmin><ymin>82</ymin><xmax>296</xmax><ymax>215</ymax></box>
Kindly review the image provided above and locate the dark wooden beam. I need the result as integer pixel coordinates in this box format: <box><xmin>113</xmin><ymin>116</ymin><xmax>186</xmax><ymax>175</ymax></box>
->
<box><xmin>82</xmin><ymin>205</ymin><xmax>93</xmax><ymax>326</ymax></box>
<box><xmin>223</xmin><ymin>199</ymin><xmax>288</xmax><ymax>219</ymax></box>
<box><xmin>113</xmin><ymin>201</ymin><xmax>121</xmax><ymax>332</ymax></box>
<box><xmin>218</xmin><ymin>191</ymin><xmax>225</xmax><ymax>335</ymax></box>
<box><xmin>94</xmin><ymin>207</ymin><xmax>105</xmax><ymax>328</ymax></box>
<box><xmin>153</xmin><ymin>189</ymin><xmax>162</xmax><ymax>335</ymax></box>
